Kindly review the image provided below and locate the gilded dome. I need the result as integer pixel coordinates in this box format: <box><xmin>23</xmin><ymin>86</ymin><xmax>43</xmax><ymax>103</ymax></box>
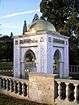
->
<box><xmin>28</xmin><ymin>19</ymin><xmax>56</xmax><ymax>33</ymax></box>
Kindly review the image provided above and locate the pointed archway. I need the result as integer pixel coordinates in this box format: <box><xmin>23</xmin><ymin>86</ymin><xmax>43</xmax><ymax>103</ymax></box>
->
<box><xmin>24</xmin><ymin>49</ymin><xmax>36</xmax><ymax>79</ymax></box>
<box><xmin>53</xmin><ymin>49</ymin><xmax>61</xmax><ymax>74</ymax></box>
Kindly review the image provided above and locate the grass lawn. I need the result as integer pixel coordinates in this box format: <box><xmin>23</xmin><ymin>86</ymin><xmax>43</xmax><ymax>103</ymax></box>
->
<box><xmin>0</xmin><ymin>93</ymin><xmax>48</xmax><ymax>105</ymax></box>
<box><xmin>0</xmin><ymin>62</ymin><xmax>13</xmax><ymax>70</ymax></box>
<box><xmin>70</xmin><ymin>74</ymin><xmax>79</xmax><ymax>80</ymax></box>
<box><xmin>0</xmin><ymin>62</ymin><xmax>13</xmax><ymax>76</ymax></box>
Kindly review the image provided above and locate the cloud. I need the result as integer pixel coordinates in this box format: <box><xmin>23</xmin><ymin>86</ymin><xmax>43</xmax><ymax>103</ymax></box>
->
<box><xmin>1</xmin><ymin>23</ymin><xmax>20</xmax><ymax>29</ymax></box>
<box><xmin>2</xmin><ymin>25</ymin><xmax>17</xmax><ymax>29</ymax></box>
<box><xmin>0</xmin><ymin>9</ymin><xmax>40</xmax><ymax>19</ymax></box>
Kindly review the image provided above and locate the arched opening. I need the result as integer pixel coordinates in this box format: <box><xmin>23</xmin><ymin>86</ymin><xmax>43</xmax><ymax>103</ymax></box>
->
<box><xmin>24</xmin><ymin>50</ymin><xmax>36</xmax><ymax>79</ymax></box>
<box><xmin>53</xmin><ymin>49</ymin><xmax>61</xmax><ymax>74</ymax></box>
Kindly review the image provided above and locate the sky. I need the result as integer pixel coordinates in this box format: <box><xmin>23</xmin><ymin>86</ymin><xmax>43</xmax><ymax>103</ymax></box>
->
<box><xmin>0</xmin><ymin>0</ymin><xmax>41</xmax><ymax>36</ymax></box>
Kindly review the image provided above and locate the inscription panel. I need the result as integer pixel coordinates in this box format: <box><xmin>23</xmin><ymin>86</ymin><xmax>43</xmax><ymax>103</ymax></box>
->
<box><xmin>20</xmin><ymin>39</ymin><xmax>38</xmax><ymax>44</ymax></box>
<box><xmin>53</xmin><ymin>38</ymin><xmax>64</xmax><ymax>44</ymax></box>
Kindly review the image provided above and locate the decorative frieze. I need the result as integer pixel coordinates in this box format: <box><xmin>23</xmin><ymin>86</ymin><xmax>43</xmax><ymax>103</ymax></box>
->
<box><xmin>53</xmin><ymin>38</ymin><xmax>64</xmax><ymax>44</ymax></box>
<box><xmin>15</xmin><ymin>40</ymin><xmax>18</xmax><ymax>45</ymax></box>
<box><xmin>20</xmin><ymin>39</ymin><xmax>38</xmax><ymax>44</ymax></box>
<box><xmin>40</xmin><ymin>37</ymin><xmax>44</xmax><ymax>42</ymax></box>
<box><xmin>48</xmin><ymin>37</ymin><xmax>51</xmax><ymax>42</ymax></box>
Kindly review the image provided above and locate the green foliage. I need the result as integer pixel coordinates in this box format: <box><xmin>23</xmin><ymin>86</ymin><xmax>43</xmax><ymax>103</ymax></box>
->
<box><xmin>23</xmin><ymin>20</ymin><xmax>27</xmax><ymax>35</ymax></box>
<box><xmin>40</xmin><ymin>0</ymin><xmax>67</xmax><ymax>30</ymax></box>
<box><xmin>10</xmin><ymin>32</ymin><xmax>13</xmax><ymax>38</ymax></box>
<box><xmin>0</xmin><ymin>35</ymin><xmax>13</xmax><ymax>62</ymax></box>
<box><xmin>40</xmin><ymin>0</ymin><xmax>79</xmax><ymax>34</ymax></box>
<box><xmin>0</xmin><ymin>62</ymin><xmax>12</xmax><ymax>70</ymax></box>
<box><xmin>40</xmin><ymin>0</ymin><xmax>79</xmax><ymax>65</ymax></box>
<box><xmin>0</xmin><ymin>62</ymin><xmax>13</xmax><ymax>76</ymax></box>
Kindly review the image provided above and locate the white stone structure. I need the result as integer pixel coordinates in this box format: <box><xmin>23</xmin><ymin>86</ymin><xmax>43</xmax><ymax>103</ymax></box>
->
<box><xmin>14</xmin><ymin>19</ymin><xmax>69</xmax><ymax>78</ymax></box>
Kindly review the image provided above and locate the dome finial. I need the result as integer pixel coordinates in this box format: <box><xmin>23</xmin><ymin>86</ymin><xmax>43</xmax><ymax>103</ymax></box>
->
<box><xmin>32</xmin><ymin>13</ymin><xmax>39</xmax><ymax>23</ymax></box>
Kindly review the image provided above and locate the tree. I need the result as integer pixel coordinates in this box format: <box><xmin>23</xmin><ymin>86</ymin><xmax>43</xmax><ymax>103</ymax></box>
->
<box><xmin>69</xmin><ymin>36</ymin><xmax>79</xmax><ymax>64</ymax></box>
<box><xmin>0</xmin><ymin>35</ymin><xmax>13</xmax><ymax>62</ymax></box>
<box><xmin>10</xmin><ymin>32</ymin><xmax>13</xmax><ymax>38</ymax></box>
<box><xmin>0</xmin><ymin>24</ymin><xmax>2</xmax><ymax>36</ymax></box>
<box><xmin>40</xmin><ymin>0</ymin><xmax>68</xmax><ymax>31</ymax></box>
<box><xmin>40</xmin><ymin>0</ymin><xmax>79</xmax><ymax>36</ymax></box>
<box><xmin>40</xmin><ymin>0</ymin><xmax>79</xmax><ymax>65</ymax></box>
<box><xmin>23</xmin><ymin>20</ymin><xmax>27</xmax><ymax>35</ymax></box>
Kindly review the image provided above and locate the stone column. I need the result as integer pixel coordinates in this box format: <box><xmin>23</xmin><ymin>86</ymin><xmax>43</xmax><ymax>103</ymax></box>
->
<box><xmin>74</xmin><ymin>84</ymin><xmax>78</xmax><ymax>102</ymax></box>
<box><xmin>22</xmin><ymin>83</ymin><xmax>24</xmax><ymax>96</ymax></box>
<box><xmin>3</xmin><ymin>79</ymin><xmax>5</xmax><ymax>89</ymax></box>
<box><xmin>18</xmin><ymin>82</ymin><xmax>21</xmax><ymax>95</ymax></box>
<box><xmin>0</xmin><ymin>78</ymin><xmax>2</xmax><ymax>89</ymax></box>
<box><xmin>10</xmin><ymin>79</ymin><xmax>12</xmax><ymax>92</ymax></box>
<box><xmin>21</xmin><ymin>62</ymin><xmax>25</xmax><ymax>79</ymax></box>
<box><xmin>6</xmin><ymin>79</ymin><xmax>9</xmax><ymax>91</ymax></box>
<box><xmin>66</xmin><ymin>83</ymin><xmax>69</xmax><ymax>101</ymax></box>
<box><xmin>14</xmin><ymin>81</ymin><xmax>16</xmax><ymax>93</ymax></box>
<box><xmin>58</xmin><ymin>82</ymin><xmax>61</xmax><ymax>100</ymax></box>
<box><xmin>60</xmin><ymin>62</ymin><xmax>64</xmax><ymax>78</ymax></box>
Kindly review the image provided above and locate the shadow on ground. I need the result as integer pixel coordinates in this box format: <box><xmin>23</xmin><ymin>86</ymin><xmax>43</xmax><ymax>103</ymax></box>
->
<box><xmin>0</xmin><ymin>93</ymin><xmax>48</xmax><ymax>105</ymax></box>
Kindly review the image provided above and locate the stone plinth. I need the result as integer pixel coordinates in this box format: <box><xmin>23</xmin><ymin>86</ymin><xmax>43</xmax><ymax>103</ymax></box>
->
<box><xmin>29</xmin><ymin>72</ymin><xmax>55</xmax><ymax>105</ymax></box>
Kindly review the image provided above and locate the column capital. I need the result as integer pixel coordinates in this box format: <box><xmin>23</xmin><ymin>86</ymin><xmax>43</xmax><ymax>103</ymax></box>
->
<box><xmin>57</xmin><ymin>81</ymin><xmax>61</xmax><ymax>85</ymax></box>
<box><xmin>74</xmin><ymin>84</ymin><xmax>78</xmax><ymax>87</ymax></box>
<box><xmin>65</xmin><ymin>82</ymin><xmax>69</xmax><ymax>86</ymax></box>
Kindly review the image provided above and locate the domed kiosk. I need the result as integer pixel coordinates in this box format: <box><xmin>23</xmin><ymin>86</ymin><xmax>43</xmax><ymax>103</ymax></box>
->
<box><xmin>28</xmin><ymin>19</ymin><xmax>56</xmax><ymax>33</ymax></box>
<box><xmin>14</xmin><ymin>19</ymin><xmax>69</xmax><ymax>79</ymax></box>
